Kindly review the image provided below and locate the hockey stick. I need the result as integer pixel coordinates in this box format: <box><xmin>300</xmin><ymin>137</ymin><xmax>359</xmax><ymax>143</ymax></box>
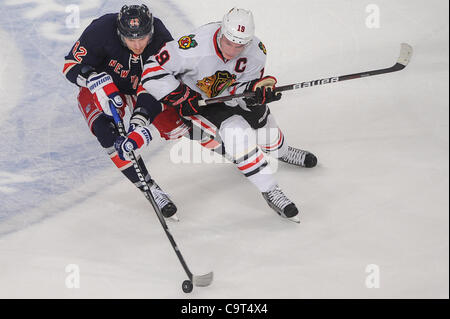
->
<box><xmin>198</xmin><ymin>43</ymin><xmax>413</xmax><ymax>106</ymax></box>
<box><xmin>109</xmin><ymin>101</ymin><xmax>213</xmax><ymax>291</ymax></box>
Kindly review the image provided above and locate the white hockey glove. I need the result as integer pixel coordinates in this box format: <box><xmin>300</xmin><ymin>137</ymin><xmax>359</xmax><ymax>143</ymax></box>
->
<box><xmin>128</xmin><ymin>107</ymin><xmax>150</xmax><ymax>133</ymax></box>
<box><xmin>86</xmin><ymin>72</ymin><xmax>124</xmax><ymax>117</ymax></box>
<box><xmin>114</xmin><ymin>126</ymin><xmax>152</xmax><ymax>161</ymax></box>
<box><xmin>243</xmin><ymin>76</ymin><xmax>282</xmax><ymax>106</ymax></box>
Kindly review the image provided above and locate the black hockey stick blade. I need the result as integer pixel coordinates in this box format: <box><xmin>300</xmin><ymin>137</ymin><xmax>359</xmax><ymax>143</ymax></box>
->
<box><xmin>192</xmin><ymin>271</ymin><xmax>214</xmax><ymax>287</ymax></box>
<box><xmin>335</xmin><ymin>42</ymin><xmax>413</xmax><ymax>82</ymax></box>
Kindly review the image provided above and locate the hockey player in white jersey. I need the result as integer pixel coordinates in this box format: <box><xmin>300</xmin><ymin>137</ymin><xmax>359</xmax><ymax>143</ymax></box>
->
<box><xmin>115</xmin><ymin>8</ymin><xmax>317</xmax><ymax>222</ymax></box>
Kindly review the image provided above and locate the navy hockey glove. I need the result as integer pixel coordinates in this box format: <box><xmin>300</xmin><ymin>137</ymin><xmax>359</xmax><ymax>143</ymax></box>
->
<box><xmin>162</xmin><ymin>83</ymin><xmax>203</xmax><ymax>116</ymax></box>
<box><xmin>114</xmin><ymin>126</ymin><xmax>152</xmax><ymax>161</ymax></box>
<box><xmin>243</xmin><ymin>76</ymin><xmax>282</xmax><ymax>106</ymax></box>
<box><xmin>87</xmin><ymin>72</ymin><xmax>124</xmax><ymax>117</ymax></box>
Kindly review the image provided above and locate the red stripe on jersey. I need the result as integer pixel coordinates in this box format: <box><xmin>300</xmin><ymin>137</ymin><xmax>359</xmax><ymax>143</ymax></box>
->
<box><xmin>213</xmin><ymin>28</ymin><xmax>226</xmax><ymax>62</ymax></box>
<box><xmin>239</xmin><ymin>153</ymin><xmax>264</xmax><ymax>171</ymax></box>
<box><xmin>137</xmin><ymin>84</ymin><xmax>146</xmax><ymax>95</ymax></box>
<box><xmin>142</xmin><ymin>66</ymin><xmax>163</xmax><ymax>77</ymax></box>
<box><xmin>128</xmin><ymin>131</ymin><xmax>145</xmax><ymax>148</ymax></box>
<box><xmin>63</xmin><ymin>61</ymin><xmax>78</xmax><ymax>74</ymax></box>
<box><xmin>111</xmin><ymin>154</ymin><xmax>131</xmax><ymax>169</ymax></box>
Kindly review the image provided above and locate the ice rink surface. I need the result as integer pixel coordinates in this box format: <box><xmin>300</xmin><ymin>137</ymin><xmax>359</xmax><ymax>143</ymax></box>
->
<box><xmin>0</xmin><ymin>0</ymin><xmax>448</xmax><ymax>298</ymax></box>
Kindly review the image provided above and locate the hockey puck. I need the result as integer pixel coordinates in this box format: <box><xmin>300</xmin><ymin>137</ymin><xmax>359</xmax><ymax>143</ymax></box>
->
<box><xmin>182</xmin><ymin>280</ymin><xmax>193</xmax><ymax>293</ymax></box>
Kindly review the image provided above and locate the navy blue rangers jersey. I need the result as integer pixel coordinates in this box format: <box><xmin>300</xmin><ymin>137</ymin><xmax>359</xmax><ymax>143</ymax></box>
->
<box><xmin>63</xmin><ymin>13</ymin><xmax>173</xmax><ymax>95</ymax></box>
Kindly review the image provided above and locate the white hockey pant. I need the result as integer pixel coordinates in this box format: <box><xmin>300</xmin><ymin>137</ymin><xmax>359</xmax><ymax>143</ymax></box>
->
<box><xmin>256</xmin><ymin>113</ymin><xmax>288</xmax><ymax>159</ymax></box>
<box><xmin>219</xmin><ymin>115</ymin><xmax>277</xmax><ymax>192</ymax></box>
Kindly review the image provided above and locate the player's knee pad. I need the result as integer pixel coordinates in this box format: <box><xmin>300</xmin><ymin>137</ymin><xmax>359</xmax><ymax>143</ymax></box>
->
<box><xmin>219</xmin><ymin>115</ymin><xmax>257</xmax><ymax>160</ymax></box>
<box><xmin>92</xmin><ymin>114</ymin><xmax>119</xmax><ymax>148</ymax></box>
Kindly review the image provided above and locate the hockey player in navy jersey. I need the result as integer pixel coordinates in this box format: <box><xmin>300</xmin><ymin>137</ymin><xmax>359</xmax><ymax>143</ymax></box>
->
<box><xmin>115</xmin><ymin>8</ymin><xmax>318</xmax><ymax>223</ymax></box>
<box><xmin>63</xmin><ymin>4</ymin><xmax>189</xmax><ymax>218</ymax></box>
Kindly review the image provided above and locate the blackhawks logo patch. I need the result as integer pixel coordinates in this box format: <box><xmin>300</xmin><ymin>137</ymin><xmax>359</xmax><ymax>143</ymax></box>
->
<box><xmin>178</xmin><ymin>34</ymin><xmax>198</xmax><ymax>50</ymax></box>
<box><xmin>258</xmin><ymin>41</ymin><xmax>267</xmax><ymax>55</ymax></box>
<box><xmin>196</xmin><ymin>71</ymin><xmax>237</xmax><ymax>98</ymax></box>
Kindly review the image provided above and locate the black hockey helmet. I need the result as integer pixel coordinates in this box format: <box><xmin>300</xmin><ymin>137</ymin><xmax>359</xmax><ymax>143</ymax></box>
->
<box><xmin>117</xmin><ymin>4</ymin><xmax>154</xmax><ymax>39</ymax></box>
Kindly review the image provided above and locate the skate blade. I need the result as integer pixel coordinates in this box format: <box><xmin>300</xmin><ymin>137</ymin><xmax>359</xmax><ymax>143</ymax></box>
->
<box><xmin>166</xmin><ymin>214</ymin><xmax>180</xmax><ymax>222</ymax></box>
<box><xmin>287</xmin><ymin>215</ymin><xmax>300</xmax><ymax>223</ymax></box>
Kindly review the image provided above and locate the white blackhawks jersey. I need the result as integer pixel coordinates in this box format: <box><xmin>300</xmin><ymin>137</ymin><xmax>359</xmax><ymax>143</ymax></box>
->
<box><xmin>141</xmin><ymin>22</ymin><xmax>268</xmax><ymax>106</ymax></box>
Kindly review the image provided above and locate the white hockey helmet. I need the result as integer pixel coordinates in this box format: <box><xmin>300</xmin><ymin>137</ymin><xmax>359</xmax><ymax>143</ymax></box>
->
<box><xmin>220</xmin><ymin>8</ymin><xmax>255</xmax><ymax>45</ymax></box>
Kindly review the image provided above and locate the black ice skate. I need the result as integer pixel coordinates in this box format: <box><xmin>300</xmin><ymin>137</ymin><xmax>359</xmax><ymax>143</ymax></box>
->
<box><xmin>279</xmin><ymin>146</ymin><xmax>317</xmax><ymax>168</ymax></box>
<box><xmin>146</xmin><ymin>181</ymin><xmax>178</xmax><ymax>219</ymax></box>
<box><xmin>262</xmin><ymin>185</ymin><xmax>300</xmax><ymax>223</ymax></box>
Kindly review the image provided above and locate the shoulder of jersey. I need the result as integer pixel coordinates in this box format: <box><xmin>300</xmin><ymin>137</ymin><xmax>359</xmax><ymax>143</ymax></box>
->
<box><xmin>175</xmin><ymin>22</ymin><xmax>220</xmax><ymax>52</ymax></box>
<box><xmin>250</xmin><ymin>35</ymin><xmax>268</xmax><ymax>57</ymax></box>
<box><xmin>83</xmin><ymin>13</ymin><xmax>117</xmax><ymax>41</ymax></box>
<box><xmin>152</xmin><ymin>16</ymin><xmax>166</xmax><ymax>33</ymax></box>
<box><xmin>86</xmin><ymin>13</ymin><xmax>117</xmax><ymax>31</ymax></box>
